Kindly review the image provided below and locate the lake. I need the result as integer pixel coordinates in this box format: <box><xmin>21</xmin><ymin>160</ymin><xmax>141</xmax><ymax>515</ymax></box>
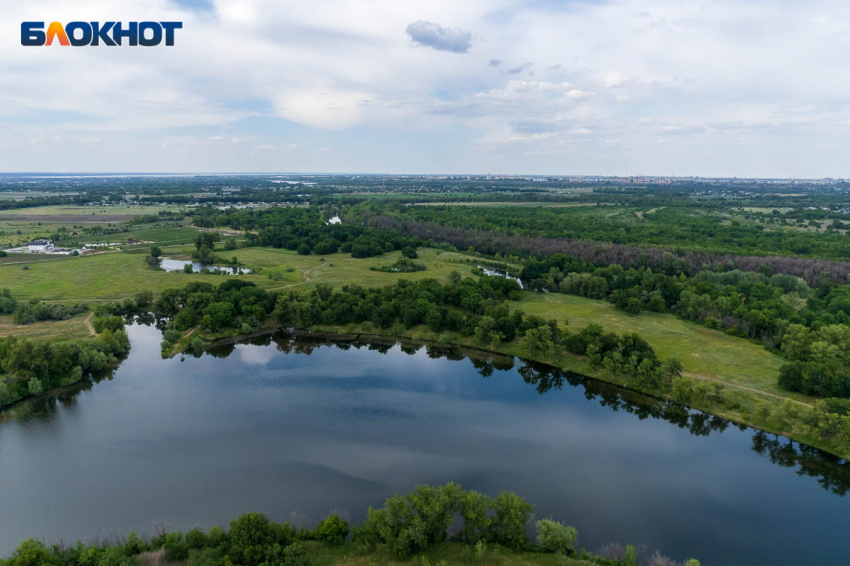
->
<box><xmin>159</xmin><ymin>257</ymin><xmax>251</xmax><ymax>275</ymax></box>
<box><xmin>1</xmin><ymin>322</ymin><xmax>848</xmax><ymax>565</ymax></box>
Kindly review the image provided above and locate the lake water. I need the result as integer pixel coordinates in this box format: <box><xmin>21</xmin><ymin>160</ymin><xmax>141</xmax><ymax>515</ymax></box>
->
<box><xmin>1</xmin><ymin>322</ymin><xmax>848</xmax><ymax>565</ymax></box>
<box><xmin>159</xmin><ymin>257</ymin><xmax>251</xmax><ymax>275</ymax></box>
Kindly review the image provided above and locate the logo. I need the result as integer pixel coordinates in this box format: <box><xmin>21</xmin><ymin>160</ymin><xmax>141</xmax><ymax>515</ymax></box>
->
<box><xmin>21</xmin><ymin>22</ymin><xmax>182</xmax><ymax>46</ymax></box>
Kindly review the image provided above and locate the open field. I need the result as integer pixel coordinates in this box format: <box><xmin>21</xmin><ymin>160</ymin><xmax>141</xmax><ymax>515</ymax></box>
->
<box><xmin>0</xmin><ymin>222</ymin><xmax>77</xmax><ymax>247</ymax></box>
<box><xmin>0</xmin><ymin>247</ymin><xmax>485</xmax><ymax>301</ymax></box>
<box><xmin>0</xmin><ymin>313</ymin><xmax>92</xmax><ymax>340</ymax></box>
<box><xmin>229</xmin><ymin>247</ymin><xmax>485</xmax><ymax>289</ymax></box>
<box><xmin>0</xmin><ymin>204</ymin><xmax>178</xmax><ymax>220</ymax></box>
<box><xmin>0</xmin><ymin>253</ymin><xmax>263</xmax><ymax>302</ymax></box>
<box><xmin>513</xmin><ymin>293</ymin><xmax>798</xmax><ymax>400</ymax></box>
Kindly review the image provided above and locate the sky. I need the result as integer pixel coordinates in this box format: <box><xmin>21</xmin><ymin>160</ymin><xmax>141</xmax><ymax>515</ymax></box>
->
<box><xmin>2</xmin><ymin>0</ymin><xmax>850</xmax><ymax>177</ymax></box>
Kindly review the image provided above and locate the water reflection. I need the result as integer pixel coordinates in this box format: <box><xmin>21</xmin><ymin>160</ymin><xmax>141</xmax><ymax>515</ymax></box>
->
<box><xmin>159</xmin><ymin>257</ymin><xmax>251</xmax><ymax>275</ymax></box>
<box><xmin>2</xmin><ymin>324</ymin><xmax>849</xmax><ymax>566</ymax></box>
<box><xmin>6</xmin><ymin>326</ymin><xmax>848</xmax><ymax>499</ymax></box>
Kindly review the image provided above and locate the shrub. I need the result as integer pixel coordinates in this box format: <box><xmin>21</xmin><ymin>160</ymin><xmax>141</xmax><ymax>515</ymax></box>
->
<box><xmin>316</xmin><ymin>514</ymin><xmax>349</xmax><ymax>545</ymax></box>
<box><xmin>3</xmin><ymin>539</ymin><xmax>61</xmax><ymax>566</ymax></box>
<box><xmin>536</xmin><ymin>519</ymin><xmax>577</xmax><ymax>555</ymax></box>
<box><xmin>283</xmin><ymin>542</ymin><xmax>308</xmax><ymax>566</ymax></box>
<box><xmin>163</xmin><ymin>329</ymin><xmax>181</xmax><ymax>344</ymax></box>
<box><xmin>188</xmin><ymin>547</ymin><xmax>224</xmax><ymax>566</ymax></box>
<box><xmin>185</xmin><ymin>527</ymin><xmax>208</xmax><ymax>550</ymax></box>
<box><xmin>163</xmin><ymin>532</ymin><xmax>189</xmax><ymax>562</ymax></box>
<box><xmin>402</xmin><ymin>246</ymin><xmax>418</xmax><ymax>259</ymax></box>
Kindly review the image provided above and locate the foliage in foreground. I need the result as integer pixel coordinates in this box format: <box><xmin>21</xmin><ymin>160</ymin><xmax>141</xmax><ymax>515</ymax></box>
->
<box><xmin>0</xmin><ymin>484</ymin><xmax>700</xmax><ymax>566</ymax></box>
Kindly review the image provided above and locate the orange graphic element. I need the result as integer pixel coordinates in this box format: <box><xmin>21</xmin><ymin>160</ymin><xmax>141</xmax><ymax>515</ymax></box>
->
<box><xmin>45</xmin><ymin>22</ymin><xmax>70</xmax><ymax>46</ymax></box>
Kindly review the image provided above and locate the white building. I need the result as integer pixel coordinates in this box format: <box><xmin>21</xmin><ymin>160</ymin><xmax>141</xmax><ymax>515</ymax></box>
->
<box><xmin>28</xmin><ymin>239</ymin><xmax>54</xmax><ymax>253</ymax></box>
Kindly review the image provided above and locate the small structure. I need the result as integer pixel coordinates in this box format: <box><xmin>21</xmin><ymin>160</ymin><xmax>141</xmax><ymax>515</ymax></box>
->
<box><xmin>28</xmin><ymin>239</ymin><xmax>54</xmax><ymax>253</ymax></box>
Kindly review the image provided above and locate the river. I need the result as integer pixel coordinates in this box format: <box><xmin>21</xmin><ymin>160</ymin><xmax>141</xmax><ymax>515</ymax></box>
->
<box><xmin>0</xmin><ymin>322</ymin><xmax>848</xmax><ymax>565</ymax></box>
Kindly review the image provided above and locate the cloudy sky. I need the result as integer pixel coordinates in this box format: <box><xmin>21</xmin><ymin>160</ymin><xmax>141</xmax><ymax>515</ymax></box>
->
<box><xmin>2</xmin><ymin>0</ymin><xmax>849</xmax><ymax>176</ymax></box>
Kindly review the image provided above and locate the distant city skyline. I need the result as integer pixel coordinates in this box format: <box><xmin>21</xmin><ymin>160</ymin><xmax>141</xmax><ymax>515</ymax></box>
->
<box><xmin>4</xmin><ymin>0</ymin><xmax>850</xmax><ymax>178</ymax></box>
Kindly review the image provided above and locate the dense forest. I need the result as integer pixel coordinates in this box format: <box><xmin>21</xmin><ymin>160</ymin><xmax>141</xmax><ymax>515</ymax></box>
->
<box><xmin>382</xmin><ymin>204</ymin><xmax>850</xmax><ymax>259</ymax></box>
<box><xmin>192</xmin><ymin>206</ymin><xmax>423</xmax><ymax>258</ymax></box>
<box><xmin>364</xmin><ymin>212</ymin><xmax>850</xmax><ymax>284</ymax></box>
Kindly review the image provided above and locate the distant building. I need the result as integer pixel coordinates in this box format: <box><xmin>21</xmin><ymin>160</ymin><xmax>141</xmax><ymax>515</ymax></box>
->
<box><xmin>28</xmin><ymin>239</ymin><xmax>54</xmax><ymax>253</ymax></box>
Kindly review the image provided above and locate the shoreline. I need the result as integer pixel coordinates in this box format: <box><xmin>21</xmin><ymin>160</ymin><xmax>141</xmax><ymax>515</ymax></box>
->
<box><xmin>192</xmin><ymin>320</ymin><xmax>846</xmax><ymax>461</ymax></box>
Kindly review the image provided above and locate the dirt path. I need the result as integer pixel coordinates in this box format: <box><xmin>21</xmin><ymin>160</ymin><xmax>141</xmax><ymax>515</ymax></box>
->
<box><xmin>84</xmin><ymin>312</ymin><xmax>96</xmax><ymax>336</ymax></box>
<box><xmin>271</xmin><ymin>263</ymin><xmax>328</xmax><ymax>290</ymax></box>
<box><xmin>683</xmin><ymin>371</ymin><xmax>812</xmax><ymax>407</ymax></box>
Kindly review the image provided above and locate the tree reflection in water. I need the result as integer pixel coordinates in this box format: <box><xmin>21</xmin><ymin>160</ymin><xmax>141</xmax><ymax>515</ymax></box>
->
<box><xmin>5</xmin><ymin>328</ymin><xmax>849</xmax><ymax>497</ymax></box>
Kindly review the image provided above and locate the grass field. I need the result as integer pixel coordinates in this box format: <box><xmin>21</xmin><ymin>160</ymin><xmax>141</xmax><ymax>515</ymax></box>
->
<box><xmin>0</xmin><ymin>313</ymin><xmax>92</xmax><ymax>340</ymax></box>
<box><xmin>229</xmin><ymin>247</ymin><xmax>484</xmax><ymax>289</ymax></box>
<box><xmin>514</xmin><ymin>293</ymin><xmax>799</xmax><ymax>400</ymax></box>
<box><xmin>0</xmin><ymin>247</ymin><xmax>485</xmax><ymax>301</ymax></box>
<box><xmin>0</xmin><ymin>205</ymin><xmax>190</xmax><ymax>247</ymax></box>
<box><xmin>0</xmin><ymin>253</ymin><xmax>263</xmax><ymax>301</ymax></box>
<box><xmin>0</xmin><ymin>204</ymin><xmax>178</xmax><ymax>219</ymax></box>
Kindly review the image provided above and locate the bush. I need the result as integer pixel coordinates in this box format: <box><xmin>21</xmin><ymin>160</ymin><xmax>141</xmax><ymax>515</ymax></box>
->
<box><xmin>536</xmin><ymin>519</ymin><xmax>577</xmax><ymax>555</ymax></box>
<box><xmin>402</xmin><ymin>246</ymin><xmax>418</xmax><ymax>259</ymax></box>
<box><xmin>185</xmin><ymin>527</ymin><xmax>208</xmax><ymax>550</ymax></box>
<box><xmin>163</xmin><ymin>329</ymin><xmax>181</xmax><ymax>343</ymax></box>
<box><xmin>163</xmin><ymin>531</ymin><xmax>189</xmax><ymax>562</ymax></box>
<box><xmin>316</xmin><ymin>514</ymin><xmax>349</xmax><ymax>545</ymax></box>
<box><xmin>188</xmin><ymin>547</ymin><xmax>224</xmax><ymax>566</ymax></box>
<box><xmin>2</xmin><ymin>539</ymin><xmax>61</xmax><ymax>566</ymax></box>
<box><xmin>93</xmin><ymin>316</ymin><xmax>125</xmax><ymax>334</ymax></box>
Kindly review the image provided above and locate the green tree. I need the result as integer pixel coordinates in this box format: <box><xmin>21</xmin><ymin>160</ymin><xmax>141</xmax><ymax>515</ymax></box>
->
<box><xmin>664</xmin><ymin>357</ymin><xmax>684</xmax><ymax>380</ymax></box>
<box><xmin>27</xmin><ymin>377</ymin><xmax>42</xmax><ymax>395</ymax></box>
<box><xmin>491</xmin><ymin>491</ymin><xmax>534</xmax><ymax>550</ymax></box>
<box><xmin>317</xmin><ymin>514</ymin><xmax>350</xmax><ymax>545</ymax></box>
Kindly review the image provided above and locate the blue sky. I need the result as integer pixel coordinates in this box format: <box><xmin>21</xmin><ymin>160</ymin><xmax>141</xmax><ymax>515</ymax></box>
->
<box><xmin>2</xmin><ymin>0</ymin><xmax>850</xmax><ymax>176</ymax></box>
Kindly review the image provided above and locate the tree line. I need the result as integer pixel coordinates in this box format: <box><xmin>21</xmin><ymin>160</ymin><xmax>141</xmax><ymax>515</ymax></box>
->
<box><xmin>0</xmin><ymin>483</ymin><xmax>700</xmax><ymax>566</ymax></box>
<box><xmin>190</xmin><ymin>206</ymin><xmax>423</xmax><ymax>259</ymax></box>
<box><xmin>0</xmin><ymin>318</ymin><xmax>130</xmax><ymax>410</ymax></box>
<box><xmin>366</xmin><ymin>213</ymin><xmax>850</xmax><ymax>285</ymax></box>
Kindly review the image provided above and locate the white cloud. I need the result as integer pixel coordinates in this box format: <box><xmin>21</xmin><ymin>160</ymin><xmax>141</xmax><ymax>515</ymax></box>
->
<box><xmin>406</xmin><ymin>20</ymin><xmax>473</xmax><ymax>53</ymax></box>
<box><xmin>1</xmin><ymin>0</ymin><xmax>849</xmax><ymax>176</ymax></box>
